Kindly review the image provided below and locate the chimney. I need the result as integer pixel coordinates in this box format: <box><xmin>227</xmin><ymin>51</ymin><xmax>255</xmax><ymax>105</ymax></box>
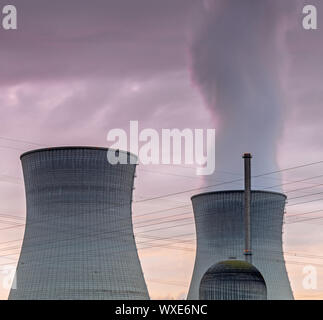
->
<box><xmin>243</xmin><ymin>153</ymin><xmax>252</xmax><ymax>263</ymax></box>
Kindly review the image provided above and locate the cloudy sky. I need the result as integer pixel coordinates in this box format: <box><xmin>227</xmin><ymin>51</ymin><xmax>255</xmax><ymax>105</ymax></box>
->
<box><xmin>0</xmin><ymin>0</ymin><xmax>323</xmax><ymax>299</ymax></box>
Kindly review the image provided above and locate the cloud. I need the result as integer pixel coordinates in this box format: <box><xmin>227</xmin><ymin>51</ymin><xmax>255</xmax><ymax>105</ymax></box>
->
<box><xmin>189</xmin><ymin>0</ymin><xmax>299</xmax><ymax>190</ymax></box>
<box><xmin>0</xmin><ymin>0</ymin><xmax>195</xmax><ymax>85</ymax></box>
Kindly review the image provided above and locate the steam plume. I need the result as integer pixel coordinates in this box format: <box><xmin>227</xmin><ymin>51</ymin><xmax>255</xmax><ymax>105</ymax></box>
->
<box><xmin>190</xmin><ymin>0</ymin><xmax>296</xmax><ymax>190</ymax></box>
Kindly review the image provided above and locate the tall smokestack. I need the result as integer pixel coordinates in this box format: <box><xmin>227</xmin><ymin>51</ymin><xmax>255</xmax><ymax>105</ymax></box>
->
<box><xmin>243</xmin><ymin>153</ymin><xmax>252</xmax><ymax>263</ymax></box>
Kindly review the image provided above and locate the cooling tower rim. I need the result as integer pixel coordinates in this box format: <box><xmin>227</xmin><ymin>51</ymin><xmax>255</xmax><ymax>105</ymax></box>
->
<box><xmin>191</xmin><ymin>190</ymin><xmax>286</xmax><ymax>200</ymax></box>
<box><xmin>20</xmin><ymin>146</ymin><xmax>137</xmax><ymax>160</ymax></box>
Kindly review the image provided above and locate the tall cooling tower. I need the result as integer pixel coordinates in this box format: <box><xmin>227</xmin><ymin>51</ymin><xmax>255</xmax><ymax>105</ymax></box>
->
<box><xmin>187</xmin><ymin>190</ymin><xmax>293</xmax><ymax>300</ymax></box>
<box><xmin>9</xmin><ymin>147</ymin><xmax>149</xmax><ymax>300</ymax></box>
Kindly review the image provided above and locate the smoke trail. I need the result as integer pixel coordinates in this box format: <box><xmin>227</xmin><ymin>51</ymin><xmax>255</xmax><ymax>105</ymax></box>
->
<box><xmin>190</xmin><ymin>0</ymin><xmax>297</xmax><ymax>190</ymax></box>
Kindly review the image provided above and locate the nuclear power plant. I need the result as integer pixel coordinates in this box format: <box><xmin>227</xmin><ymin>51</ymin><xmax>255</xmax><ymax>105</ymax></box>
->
<box><xmin>8</xmin><ymin>147</ymin><xmax>294</xmax><ymax>300</ymax></box>
<box><xmin>187</xmin><ymin>190</ymin><xmax>294</xmax><ymax>300</ymax></box>
<box><xmin>9</xmin><ymin>147</ymin><xmax>149</xmax><ymax>300</ymax></box>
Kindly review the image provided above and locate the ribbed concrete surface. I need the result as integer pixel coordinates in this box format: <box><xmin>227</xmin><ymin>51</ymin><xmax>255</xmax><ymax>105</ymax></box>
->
<box><xmin>187</xmin><ymin>190</ymin><xmax>294</xmax><ymax>300</ymax></box>
<box><xmin>9</xmin><ymin>147</ymin><xmax>149</xmax><ymax>300</ymax></box>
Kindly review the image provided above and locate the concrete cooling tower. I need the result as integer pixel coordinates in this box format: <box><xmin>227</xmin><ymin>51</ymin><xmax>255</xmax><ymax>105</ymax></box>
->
<box><xmin>9</xmin><ymin>147</ymin><xmax>149</xmax><ymax>300</ymax></box>
<box><xmin>187</xmin><ymin>190</ymin><xmax>294</xmax><ymax>300</ymax></box>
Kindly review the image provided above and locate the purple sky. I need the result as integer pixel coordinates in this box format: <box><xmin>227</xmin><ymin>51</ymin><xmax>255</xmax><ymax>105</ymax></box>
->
<box><xmin>0</xmin><ymin>0</ymin><xmax>323</xmax><ymax>299</ymax></box>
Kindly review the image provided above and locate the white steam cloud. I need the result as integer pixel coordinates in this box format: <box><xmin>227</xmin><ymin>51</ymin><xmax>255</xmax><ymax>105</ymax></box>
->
<box><xmin>190</xmin><ymin>0</ymin><xmax>297</xmax><ymax>190</ymax></box>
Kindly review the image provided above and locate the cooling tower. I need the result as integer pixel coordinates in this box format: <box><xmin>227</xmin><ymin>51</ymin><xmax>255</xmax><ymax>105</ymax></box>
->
<box><xmin>187</xmin><ymin>190</ymin><xmax>294</xmax><ymax>300</ymax></box>
<box><xmin>9</xmin><ymin>147</ymin><xmax>149</xmax><ymax>300</ymax></box>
